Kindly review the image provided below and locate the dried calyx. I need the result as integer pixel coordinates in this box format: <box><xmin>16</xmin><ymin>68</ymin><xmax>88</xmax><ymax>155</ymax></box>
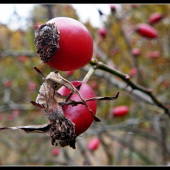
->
<box><xmin>34</xmin><ymin>22</ymin><xmax>60</xmax><ymax>63</ymax></box>
<box><xmin>0</xmin><ymin>67</ymin><xmax>119</xmax><ymax>149</ymax></box>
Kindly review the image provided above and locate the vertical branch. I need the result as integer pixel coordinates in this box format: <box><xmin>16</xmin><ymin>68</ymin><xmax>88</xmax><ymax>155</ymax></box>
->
<box><xmin>160</xmin><ymin>115</ymin><xmax>169</xmax><ymax>165</ymax></box>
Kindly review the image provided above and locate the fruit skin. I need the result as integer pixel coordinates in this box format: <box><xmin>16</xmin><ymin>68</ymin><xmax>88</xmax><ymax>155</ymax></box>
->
<box><xmin>66</xmin><ymin>70</ymin><xmax>74</xmax><ymax>76</ymax></box>
<box><xmin>132</xmin><ymin>48</ymin><xmax>141</xmax><ymax>57</ymax></box>
<box><xmin>88</xmin><ymin>137</ymin><xmax>100</xmax><ymax>151</ymax></box>
<box><xmin>45</xmin><ymin>17</ymin><xmax>93</xmax><ymax>71</ymax></box>
<box><xmin>97</xmin><ymin>28</ymin><xmax>107</xmax><ymax>39</ymax></box>
<box><xmin>52</xmin><ymin>148</ymin><xmax>60</xmax><ymax>156</ymax></box>
<box><xmin>112</xmin><ymin>106</ymin><xmax>129</xmax><ymax>117</ymax></box>
<box><xmin>129</xmin><ymin>67</ymin><xmax>138</xmax><ymax>77</ymax></box>
<box><xmin>149</xmin><ymin>13</ymin><xmax>162</xmax><ymax>25</ymax></box>
<box><xmin>136</xmin><ymin>23</ymin><xmax>157</xmax><ymax>39</ymax></box>
<box><xmin>151</xmin><ymin>51</ymin><xmax>160</xmax><ymax>58</ymax></box>
<box><xmin>57</xmin><ymin>81</ymin><xmax>97</xmax><ymax>136</ymax></box>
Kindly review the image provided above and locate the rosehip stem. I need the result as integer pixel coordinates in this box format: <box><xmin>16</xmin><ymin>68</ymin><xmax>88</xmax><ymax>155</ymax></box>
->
<box><xmin>90</xmin><ymin>58</ymin><xmax>170</xmax><ymax>117</ymax></box>
<box><xmin>82</xmin><ymin>66</ymin><xmax>96</xmax><ymax>83</ymax></box>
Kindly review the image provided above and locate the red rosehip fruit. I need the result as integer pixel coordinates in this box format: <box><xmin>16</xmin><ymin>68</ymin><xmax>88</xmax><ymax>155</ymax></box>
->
<box><xmin>131</xmin><ymin>4</ymin><xmax>139</xmax><ymax>8</ymax></box>
<box><xmin>18</xmin><ymin>55</ymin><xmax>27</xmax><ymax>62</ymax></box>
<box><xmin>110</xmin><ymin>5</ymin><xmax>116</xmax><ymax>13</ymax></box>
<box><xmin>66</xmin><ymin>70</ymin><xmax>74</xmax><ymax>76</ymax></box>
<box><xmin>35</xmin><ymin>17</ymin><xmax>93</xmax><ymax>71</ymax></box>
<box><xmin>90</xmin><ymin>80</ymin><xmax>99</xmax><ymax>90</ymax></box>
<box><xmin>87</xmin><ymin>137</ymin><xmax>100</xmax><ymax>151</ymax></box>
<box><xmin>28</xmin><ymin>82</ymin><xmax>37</xmax><ymax>91</ymax></box>
<box><xmin>97</xmin><ymin>28</ymin><xmax>107</xmax><ymax>39</ymax></box>
<box><xmin>52</xmin><ymin>148</ymin><xmax>60</xmax><ymax>156</ymax></box>
<box><xmin>151</xmin><ymin>51</ymin><xmax>160</xmax><ymax>58</ymax></box>
<box><xmin>132</xmin><ymin>48</ymin><xmax>141</xmax><ymax>57</ymax></box>
<box><xmin>5</xmin><ymin>80</ymin><xmax>12</xmax><ymax>88</ymax></box>
<box><xmin>129</xmin><ymin>67</ymin><xmax>138</xmax><ymax>77</ymax></box>
<box><xmin>112</xmin><ymin>106</ymin><xmax>129</xmax><ymax>117</ymax></box>
<box><xmin>135</xmin><ymin>23</ymin><xmax>157</xmax><ymax>39</ymax></box>
<box><xmin>57</xmin><ymin>81</ymin><xmax>97</xmax><ymax>136</ymax></box>
<box><xmin>149</xmin><ymin>13</ymin><xmax>163</xmax><ymax>25</ymax></box>
<box><xmin>12</xmin><ymin>109</ymin><xmax>20</xmax><ymax>118</ymax></box>
<box><xmin>34</xmin><ymin>22</ymin><xmax>42</xmax><ymax>30</ymax></box>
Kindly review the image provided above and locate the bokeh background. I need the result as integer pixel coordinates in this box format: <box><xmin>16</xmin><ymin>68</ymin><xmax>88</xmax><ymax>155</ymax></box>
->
<box><xmin>0</xmin><ymin>4</ymin><xmax>170</xmax><ymax>166</ymax></box>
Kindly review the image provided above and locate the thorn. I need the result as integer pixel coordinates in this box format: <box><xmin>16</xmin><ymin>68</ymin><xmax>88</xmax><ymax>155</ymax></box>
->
<box><xmin>33</xmin><ymin>66</ymin><xmax>46</xmax><ymax>79</ymax></box>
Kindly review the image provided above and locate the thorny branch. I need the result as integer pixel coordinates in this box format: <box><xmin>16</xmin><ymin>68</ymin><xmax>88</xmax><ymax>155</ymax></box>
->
<box><xmin>90</xmin><ymin>58</ymin><xmax>170</xmax><ymax>117</ymax></box>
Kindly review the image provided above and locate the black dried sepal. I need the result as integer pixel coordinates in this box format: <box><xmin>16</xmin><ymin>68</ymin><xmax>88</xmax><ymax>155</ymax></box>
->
<box><xmin>34</xmin><ymin>22</ymin><xmax>60</xmax><ymax>63</ymax></box>
<box><xmin>50</xmin><ymin>118</ymin><xmax>77</xmax><ymax>149</ymax></box>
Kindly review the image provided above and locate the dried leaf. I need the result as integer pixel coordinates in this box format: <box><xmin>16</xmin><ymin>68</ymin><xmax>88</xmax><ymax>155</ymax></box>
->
<box><xmin>0</xmin><ymin>124</ymin><xmax>51</xmax><ymax>136</ymax></box>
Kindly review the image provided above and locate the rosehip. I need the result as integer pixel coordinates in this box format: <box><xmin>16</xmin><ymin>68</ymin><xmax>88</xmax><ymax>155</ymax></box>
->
<box><xmin>65</xmin><ymin>70</ymin><xmax>74</xmax><ymax>76</ymax></box>
<box><xmin>57</xmin><ymin>81</ymin><xmax>97</xmax><ymax>136</ymax></box>
<box><xmin>149</xmin><ymin>13</ymin><xmax>163</xmax><ymax>25</ymax></box>
<box><xmin>131</xmin><ymin>4</ymin><xmax>139</xmax><ymax>8</ymax></box>
<box><xmin>129</xmin><ymin>67</ymin><xmax>138</xmax><ymax>77</ymax></box>
<box><xmin>90</xmin><ymin>80</ymin><xmax>99</xmax><ymax>90</ymax></box>
<box><xmin>35</xmin><ymin>17</ymin><xmax>93</xmax><ymax>71</ymax></box>
<box><xmin>135</xmin><ymin>23</ymin><xmax>157</xmax><ymax>39</ymax></box>
<box><xmin>132</xmin><ymin>48</ymin><xmax>141</xmax><ymax>57</ymax></box>
<box><xmin>112</xmin><ymin>106</ymin><xmax>129</xmax><ymax>117</ymax></box>
<box><xmin>12</xmin><ymin>109</ymin><xmax>20</xmax><ymax>118</ymax></box>
<box><xmin>28</xmin><ymin>82</ymin><xmax>37</xmax><ymax>91</ymax></box>
<box><xmin>34</xmin><ymin>22</ymin><xmax>42</xmax><ymax>30</ymax></box>
<box><xmin>110</xmin><ymin>5</ymin><xmax>116</xmax><ymax>13</ymax></box>
<box><xmin>52</xmin><ymin>148</ymin><xmax>60</xmax><ymax>156</ymax></box>
<box><xmin>87</xmin><ymin>137</ymin><xmax>100</xmax><ymax>151</ymax></box>
<box><xmin>5</xmin><ymin>80</ymin><xmax>12</xmax><ymax>88</ymax></box>
<box><xmin>0</xmin><ymin>114</ymin><xmax>2</xmax><ymax>121</ymax></box>
<box><xmin>151</xmin><ymin>51</ymin><xmax>160</xmax><ymax>58</ymax></box>
<box><xmin>97</xmin><ymin>28</ymin><xmax>107</xmax><ymax>39</ymax></box>
<box><xmin>18</xmin><ymin>55</ymin><xmax>27</xmax><ymax>62</ymax></box>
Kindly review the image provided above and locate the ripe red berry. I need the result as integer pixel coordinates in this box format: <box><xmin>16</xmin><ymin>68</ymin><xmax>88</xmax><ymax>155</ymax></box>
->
<box><xmin>28</xmin><ymin>82</ymin><xmax>37</xmax><ymax>91</ymax></box>
<box><xmin>57</xmin><ymin>81</ymin><xmax>97</xmax><ymax>136</ymax></box>
<box><xmin>129</xmin><ymin>67</ymin><xmax>138</xmax><ymax>77</ymax></box>
<box><xmin>65</xmin><ymin>70</ymin><xmax>74</xmax><ymax>76</ymax></box>
<box><xmin>151</xmin><ymin>51</ymin><xmax>160</xmax><ymax>58</ymax></box>
<box><xmin>5</xmin><ymin>80</ymin><xmax>12</xmax><ymax>88</ymax></box>
<box><xmin>112</xmin><ymin>106</ymin><xmax>129</xmax><ymax>117</ymax></box>
<box><xmin>87</xmin><ymin>137</ymin><xmax>100</xmax><ymax>151</ymax></box>
<box><xmin>97</xmin><ymin>28</ymin><xmax>107</xmax><ymax>39</ymax></box>
<box><xmin>52</xmin><ymin>148</ymin><xmax>60</xmax><ymax>156</ymax></box>
<box><xmin>90</xmin><ymin>80</ymin><xmax>99</xmax><ymax>90</ymax></box>
<box><xmin>12</xmin><ymin>109</ymin><xmax>20</xmax><ymax>118</ymax></box>
<box><xmin>18</xmin><ymin>55</ymin><xmax>27</xmax><ymax>62</ymax></box>
<box><xmin>110</xmin><ymin>5</ymin><xmax>116</xmax><ymax>13</ymax></box>
<box><xmin>34</xmin><ymin>22</ymin><xmax>42</xmax><ymax>30</ymax></box>
<box><xmin>149</xmin><ymin>13</ymin><xmax>163</xmax><ymax>25</ymax></box>
<box><xmin>136</xmin><ymin>23</ymin><xmax>157</xmax><ymax>39</ymax></box>
<box><xmin>35</xmin><ymin>17</ymin><xmax>93</xmax><ymax>71</ymax></box>
<box><xmin>132</xmin><ymin>48</ymin><xmax>141</xmax><ymax>57</ymax></box>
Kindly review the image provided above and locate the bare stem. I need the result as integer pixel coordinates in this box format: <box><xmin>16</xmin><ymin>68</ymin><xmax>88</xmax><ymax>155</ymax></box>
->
<box><xmin>82</xmin><ymin>66</ymin><xmax>96</xmax><ymax>83</ymax></box>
